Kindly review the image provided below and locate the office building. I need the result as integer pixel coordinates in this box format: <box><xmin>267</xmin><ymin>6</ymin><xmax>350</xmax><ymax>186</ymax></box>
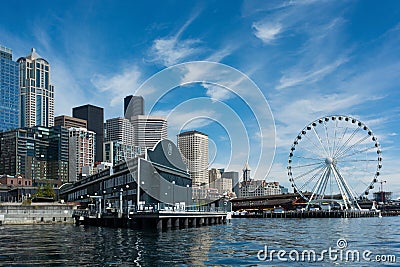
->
<box><xmin>124</xmin><ymin>95</ymin><xmax>144</xmax><ymax>119</ymax></box>
<box><xmin>68</xmin><ymin>127</ymin><xmax>96</xmax><ymax>182</ymax></box>
<box><xmin>105</xmin><ymin>117</ymin><xmax>134</xmax><ymax>146</ymax></box>
<box><xmin>0</xmin><ymin>126</ymin><xmax>68</xmax><ymax>186</ymax></box>
<box><xmin>130</xmin><ymin>115</ymin><xmax>167</xmax><ymax>150</ymax></box>
<box><xmin>221</xmin><ymin>171</ymin><xmax>239</xmax><ymax>197</ymax></box>
<box><xmin>0</xmin><ymin>45</ymin><xmax>19</xmax><ymax>131</ymax></box>
<box><xmin>209</xmin><ymin>168</ymin><xmax>233</xmax><ymax>196</ymax></box>
<box><xmin>55</xmin><ymin>115</ymin><xmax>87</xmax><ymax>129</ymax></box>
<box><xmin>72</xmin><ymin>104</ymin><xmax>104</xmax><ymax>162</ymax></box>
<box><xmin>18</xmin><ymin>48</ymin><xmax>54</xmax><ymax>128</ymax></box>
<box><xmin>103</xmin><ymin>141</ymin><xmax>138</xmax><ymax>166</ymax></box>
<box><xmin>177</xmin><ymin>130</ymin><xmax>209</xmax><ymax>186</ymax></box>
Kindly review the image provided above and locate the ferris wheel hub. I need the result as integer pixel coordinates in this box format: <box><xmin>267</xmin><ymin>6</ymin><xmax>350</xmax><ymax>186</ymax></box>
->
<box><xmin>325</xmin><ymin>157</ymin><xmax>334</xmax><ymax>165</ymax></box>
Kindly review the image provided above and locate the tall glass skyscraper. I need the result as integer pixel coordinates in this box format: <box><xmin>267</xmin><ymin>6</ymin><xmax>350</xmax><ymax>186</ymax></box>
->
<box><xmin>18</xmin><ymin>48</ymin><xmax>55</xmax><ymax>128</ymax></box>
<box><xmin>0</xmin><ymin>45</ymin><xmax>19</xmax><ymax>131</ymax></box>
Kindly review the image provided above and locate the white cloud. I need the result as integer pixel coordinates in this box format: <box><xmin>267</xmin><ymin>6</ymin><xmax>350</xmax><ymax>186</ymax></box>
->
<box><xmin>277</xmin><ymin>58</ymin><xmax>348</xmax><ymax>90</ymax></box>
<box><xmin>202</xmin><ymin>83</ymin><xmax>234</xmax><ymax>101</ymax></box>
<box><xmin>149</xmin><ymin>11</ymin><xmax>204</xmax><ymax>66</ymax></box>
<box><xmin>91</xmin><ymin>66</ymin><xmax>142</xmax><ymax>107</ymax></box>
<box><xmin>252</xmin><ymin>22</ymin><xmax>282</xmax><ymax>44</ymax></box>
<box><xmin>150</xmin><ymin>37</ymin><xmax>202</xmax><ymax>66</ymax></box>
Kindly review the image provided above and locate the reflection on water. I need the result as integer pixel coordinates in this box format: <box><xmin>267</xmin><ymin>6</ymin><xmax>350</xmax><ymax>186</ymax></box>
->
<box><xmin>0</xmin><ymin>217</ymin><xmax>398</xmax><ymax>266</ymax></box>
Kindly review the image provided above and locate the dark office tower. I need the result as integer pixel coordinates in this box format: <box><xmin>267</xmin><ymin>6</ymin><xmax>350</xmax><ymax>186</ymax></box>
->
<box><xmin>0</xmin><ymin>45</ymin><xmax>19</xmax><ymax>131</ymax></box>
<box><xmin>72</xmin><ymin>104</ymin><xmax>104</xmax><ymax>162</ymax></box>
<box><xmin>124</xmin><ymin>95</ymin><xmax>144</xmax><ymax>119</ymax></box>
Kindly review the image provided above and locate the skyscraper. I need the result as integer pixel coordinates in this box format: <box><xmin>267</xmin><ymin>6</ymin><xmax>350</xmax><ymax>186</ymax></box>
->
<box><xmin>72</xmin><ymin>104</ymin><xmax>104</xmax><ymax>162</ymax></box>
<box><xmin>130</xmin><ymin>115</ymin><xmax>167</xmax><ymax>150</ymax></box>
<box><xmin>18</xmin><ymin>48</ymin><xmax>54</xmax><ymax>128</ymax></box>
<box><xmin>0</xmin><ymin>45</ymin><xmax>19</xmax><ymax>132</ymax></box>
<box><xmin>105</xmin><ymin>117</ymin><xmax>134</xmax><ymax>146</ymax></box>
<box><xmin>68</xmin><ymin>127</ymin><xmax>96</xmax><ymax>182</ymax></box>
<box><xmin>124</xmin><ymin>95</ymin><xmax>144</xmax><ymax>119</ymax></box>
<box><xmin>0</xmin><ymin>126</ymin><xmax>68</xmax><ymax>186</ymax></box>
<box><xmin>177</xmin><ymin>130</ymin><xmax>209</xmax><ymax>186</ymax></box>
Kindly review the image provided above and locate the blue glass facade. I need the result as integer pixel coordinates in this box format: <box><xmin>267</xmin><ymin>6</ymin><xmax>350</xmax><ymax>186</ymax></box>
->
<box><xmin>0</xmin><ymin>46</ymin><xmax>19</xmax><ymax>132</ymax></box>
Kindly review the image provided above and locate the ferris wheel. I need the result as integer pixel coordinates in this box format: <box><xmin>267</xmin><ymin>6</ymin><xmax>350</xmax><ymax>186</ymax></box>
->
<box><xmin>287</xmin><ymin>115</ymin><xmax>382</xmax><ymax>210</ymax></box>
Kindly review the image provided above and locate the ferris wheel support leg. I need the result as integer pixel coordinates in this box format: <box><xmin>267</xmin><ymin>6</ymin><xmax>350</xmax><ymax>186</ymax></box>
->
<box><xmin>332</xmin><ymin>164</ymin><xmax>361</xmax><ymax>210</ymax></box>
<box><xmin>330</xmin><ymin>165</ymin><xmax>350</xmax><ymax>210</ymax></box>
<box><xmin>307</xmin><ymin>167</ymin><xmax>328</xmax><ymax>209</ymax></box>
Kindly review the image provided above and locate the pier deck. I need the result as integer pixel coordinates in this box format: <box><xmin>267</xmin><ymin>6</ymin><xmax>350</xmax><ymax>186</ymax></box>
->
<box><xmin>73</xmin><ymin>210</ymin><xmax>227</xmax><ymax>230</ymax></box>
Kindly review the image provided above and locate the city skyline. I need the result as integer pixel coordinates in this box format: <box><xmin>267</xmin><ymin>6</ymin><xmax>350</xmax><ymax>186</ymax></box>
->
<box><xmin>1</xmin><ymin>1</ymin><xmax>399</xmax><ymax>194</ymax></box>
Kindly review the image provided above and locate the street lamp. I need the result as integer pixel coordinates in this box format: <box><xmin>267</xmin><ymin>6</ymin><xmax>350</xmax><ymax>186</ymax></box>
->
<box><xmin>172</xmin><ymin>181</ymin><xmax>175</xmax><ymax>211</ymax></box>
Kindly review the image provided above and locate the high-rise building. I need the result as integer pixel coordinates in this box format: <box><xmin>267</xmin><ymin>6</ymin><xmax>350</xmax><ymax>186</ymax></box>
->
<box><xmin>55</xmin><ymin>115</ymin><xmax>87</xmax><ymax>129</ymax></box>
<box><xmin>0</xmin><ymin>126</ymin><xmax>68</xmax><ymax>186</ymax></box>
<box><xmin>0</xmin><ymin>45</ymin><xmax>19</xmax><ymax>132</ymax></box>
<box><xmin>124</xmin><ymin>95</ymin><xmax>144</xmax><ymax>119</ymax></box>
<box><xmin>18</xmin><ymin>48</ymin><xmax>55</xmax><ymax>128</ymax></box>
<box><xmin>72</xmin><ymin>104</ymin><xmax>104</xmax><ymax>162</ymax></box>
<box><xmin>177</xmin><ymin>130</ymin><xmax>209</xmax><ymax>186</ymax></box>
<box><xmin>209</xmin><ymin>168</ymin><xmax>233</xmax><ymax>196</ymax></box>
<box><xmin>130</xmin><ymin>115</ymin><xmax>167</xmax><ymax>150</ymax></box>
<box><xmin>221</xmin><ymin>171</ymin><xmax>239</xmax><ymax>197</ymax></box>
<box><xmin>105</xmin><ymin>117</ymin><xmax>134</xmax><ymax>146</ymax></box>
<box><xmin>68</xmin><ymin>127</ymin><xmax>95</xmax><ymax>182</ymax></box>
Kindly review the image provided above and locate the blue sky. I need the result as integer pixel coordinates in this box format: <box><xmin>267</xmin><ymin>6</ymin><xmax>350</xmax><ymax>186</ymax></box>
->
<box><xmin>1</xmin><ymin>0</ymin><xmax>400</xmax><ymax>195</ymax></box>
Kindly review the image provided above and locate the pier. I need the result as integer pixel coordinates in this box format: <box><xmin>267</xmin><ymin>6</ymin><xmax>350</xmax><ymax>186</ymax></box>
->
<box><xmin>73</xmin><ymin>210</ymin><xmax>227</xmax><ymax>230</ymax></box>
<box><xmin>232</xmin><ymin>209</ymin><xmax>400</xmax><ymax>219</ymax></box>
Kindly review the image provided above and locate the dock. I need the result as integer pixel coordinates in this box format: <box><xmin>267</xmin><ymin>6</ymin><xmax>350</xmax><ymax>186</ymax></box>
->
<box><xmin>233</xmin><ymin>210</ymin><xmax>395</xmax><ymax>219</ymax></box>
<box><xmin>73</xmin><ymin>210</ymin><xmax>228</xmax><ymax>230</ymax></box>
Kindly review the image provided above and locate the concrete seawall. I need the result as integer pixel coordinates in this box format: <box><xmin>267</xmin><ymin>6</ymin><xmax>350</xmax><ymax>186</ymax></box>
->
<box><xmin>0</xmin><ymin>203</ymin><xmax>76</xmax><ymax>225</ymax></box>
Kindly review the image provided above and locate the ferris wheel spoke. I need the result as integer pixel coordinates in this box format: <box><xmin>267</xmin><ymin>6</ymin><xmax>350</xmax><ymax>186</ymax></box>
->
<box><xmin>323</xmin><ymin>121</ymin><xmax>333</xmax><ymax>157</ymax></box>
<box><xmin>299</xmin><ymin>165</ymin><xmax>326</xmax><ymax>193</ymax></box>
<box><xmin>336</xmin><ymin>159</ymin><xmax>376</xmax><ymax>163</ymax></box>
<box><xmin>335</xmin><ymin>134</ymin><xmax>371</xmax><ymax>159</ymax></box>
<box><xmin>293</xmin><ymin>155</ymin><xmax>324</xmax><ymax>161</ymax></box>
<box><xmin>333</xmin><ymin>125</ymin><xmax>349</xmax><ymax>156</ymax></box>
<box><xmin>333</xmin><ymin>126</ymin><xmax>361</xmax><ymax>158</ymax></box>
<box><xmin>291</xmin><ymin>162</ymin><xmax>326</xmax><ymax>169</ymax></box>
<box><xmin>311</xmin><ymin>127</ymin><xmax>330</xmax><ymax>157</ymax></box>
<box><xmin>302</xmin><ymin>134</ymin><xmax>328</xmax><ymax>158</ymax></box>
<box><xmin>293</xmin><ymin>164</ymin><xmax>326</xmax><ymax>181</ymax></box>
<box><xmin>332</xmin><ymin>119</ymin><xmax>339</xmax><ymax>157</ymax></box>
<box><xmin>336</xmin><ymin>143</ymin><xmax>375</xmax><ymax>161</ymax></box>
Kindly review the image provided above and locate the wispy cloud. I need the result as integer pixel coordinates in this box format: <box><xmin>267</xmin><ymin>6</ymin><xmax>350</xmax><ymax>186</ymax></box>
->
<box><xmin>91</xmin><ymin>66</ymin><xmax>142</xmax><ymax>107</ymax></box>
<box><xmin>149</xmin><ymin>10</ymin><xmax>203</xmax><ymax>66</ymax></box>
<box><xmin>276</xmin><ymin>57</ymin><xmax>348</xmax><ymax>90</ymax></box>
<box><xmin>202</xmin><ymin>83</ymin><xmax>234</xmax><ymax>102</ymax></box>
<box><xmin>252</xmin><ymin>22</ymin><xmax>282</xmax><ymax>44</ymax></box>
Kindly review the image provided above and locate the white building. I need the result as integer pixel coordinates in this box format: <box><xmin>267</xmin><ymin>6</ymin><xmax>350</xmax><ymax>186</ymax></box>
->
<box><xmin>130</xmin><ymin>115</ymin><xmax>167</xmax><ymax>150</ymax></box>
<box><xmin>239</xmin><ymin>181</ymin><xmax>281</xmax><ymax>197</ymax></box>
<box><xmin>177</xmin><ymin>130</ymin><xmax>209</xmax><ymax>186</ymax></box>
<box><xmin>105</xmin><ymin>117</ymin><xmax>134</xmax><ymax>146</ymax></box>
<box><xmin>68</xmin><ymin>127</ymin><xmax>96</xmax><ymax>182</ymax></box>
<box><xmin>209</xmin><ymin>168</ymin><xmax>233</xmax><ymax>196</ymax></box>
<box><xmin>18</xmin><ymin>48</ymin><xmax>54</xmax><ymax>127</ymax></box>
